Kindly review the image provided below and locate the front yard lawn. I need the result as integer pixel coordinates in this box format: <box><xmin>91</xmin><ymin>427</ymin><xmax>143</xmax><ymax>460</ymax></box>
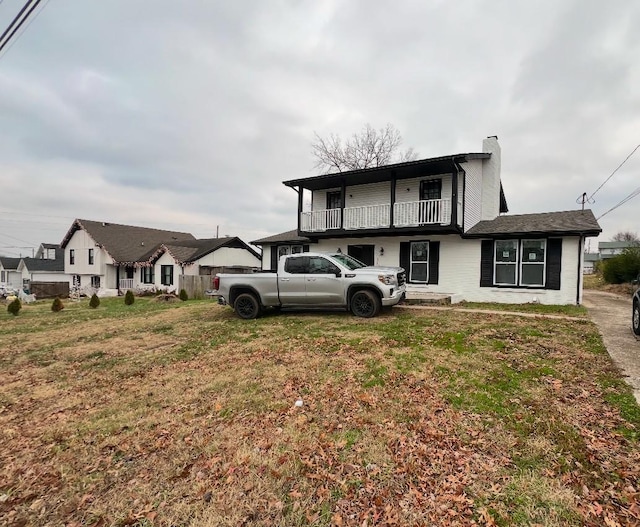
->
<box><xmin>1</xmin><ymin>298</ymin><xmax>638</xmax><ymax>526</ymax></box>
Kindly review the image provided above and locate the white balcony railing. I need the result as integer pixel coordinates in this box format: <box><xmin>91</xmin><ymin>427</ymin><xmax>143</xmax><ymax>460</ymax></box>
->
<box><xmin>301</xmin><ymin>209</ymin><xmax>341</xmax><ymax>232</ymax></box>
<box><xmin>300</xmin><ymin>199</ymin><xmax>451</xmax><ymax>232</ymax></box>
<box><xmin>344</xmin><ymin>204</ymin><xmax>390</xmax><ymax>229</ymax></box>
<box><xmin>119</xmin><ymin>279</ymin><xmax>134</xmax><ymax>290</ymax></box>
<box><xmin>393</xmin><ymin>199</ymin><xmax>451</xmax><ymax>227</ymax></box>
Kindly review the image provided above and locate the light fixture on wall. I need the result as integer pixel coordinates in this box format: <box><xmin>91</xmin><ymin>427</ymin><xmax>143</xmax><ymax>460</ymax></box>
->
<box><xmin>379</xmin><ymin>247</ymin><xmax>384</xmax><ymax>256</ymax></box>
<box><xmin>337</xmin><ymin>248</ymin><xmax>342</xmax><ymax>253</ymax></box>
<box><xmin>349</xmin><ymin>194</ymin><xmax>353</xmax><ymax>198</ymax></box>
<box><xmin>406</xmin><ymin>188</ymin><xmax>411</xmax><ymax>192</ymax></box>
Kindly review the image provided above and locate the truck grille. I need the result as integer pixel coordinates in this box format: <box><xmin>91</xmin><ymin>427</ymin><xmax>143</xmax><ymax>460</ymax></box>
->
<box><xmin>397</xmin><ymin>271</ymin><xmax>406</xmax><ymax>287</ymax></box>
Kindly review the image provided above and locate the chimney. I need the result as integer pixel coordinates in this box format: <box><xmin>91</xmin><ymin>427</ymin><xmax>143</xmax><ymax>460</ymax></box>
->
<box><xmin>480</xmin><ymin>136</ymin><xmax>502</xmax><ymax>221</ymax></box>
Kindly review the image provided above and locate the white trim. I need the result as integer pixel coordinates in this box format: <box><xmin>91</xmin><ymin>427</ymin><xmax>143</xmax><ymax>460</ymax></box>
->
<box><xmin>409</xmin><ymin>241</ymin><xmax>429</xmax><ymax>283</ymax></box>
<box><xmin>520</xmin><ymin>239</ymin><xmax>546</xmax><ymax>287</ymax></box>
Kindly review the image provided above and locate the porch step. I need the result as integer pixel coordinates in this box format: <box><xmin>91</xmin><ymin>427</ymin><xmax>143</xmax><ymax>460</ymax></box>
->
<box><xmin>403</xmin><ymin>291</ymin><xmax>452</xmax><ymax>305</ymax></box>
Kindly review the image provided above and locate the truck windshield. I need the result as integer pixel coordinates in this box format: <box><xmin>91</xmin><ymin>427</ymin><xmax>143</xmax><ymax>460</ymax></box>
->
<box><xmin>330</xmin><ymin>253</ymin><xmax>367</xmax><ymax>270</ymax></box>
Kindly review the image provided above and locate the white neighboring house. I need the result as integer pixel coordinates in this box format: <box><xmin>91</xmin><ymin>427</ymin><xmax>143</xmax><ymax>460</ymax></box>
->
<box><xmin>0</xmin><ymin>257</ymin><xmax>22</xmax><ymax>290</ymax></box>
<box><xmin>18</xmin><ymin>243</ymin><xmax>69</xmax><ymax>291</ymax></box>
<box><xmin>598</xmin><ymin>241</ymin><xmax>639</xmax><ymax>260</ymax></box>
<box><xmin>253</xmin><ymin>136</ymin><xmax>602</xmax><ymax>305</ymax></box>
<box><xmin>60</xmin><ymin>219</ymin><xmax>261</xmax><ymax>295</ymax></box>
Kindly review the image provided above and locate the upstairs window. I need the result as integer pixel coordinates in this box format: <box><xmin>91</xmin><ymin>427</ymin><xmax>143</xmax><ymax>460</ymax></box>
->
<box><xmin>88</xmin><ymin>248</ymin><xmax>94</xmax><ymax>265</ymax></box>
<box><xmin>326</xmin><ymin>191</ymin><xmax>342</xmax><ymax>210</ymax></box>
<box><xmin>70</xmin><ymin>249</ymin><xmax>75</xmax><ymax>265</ymax></box>
<box><xmin>420</xmin><ymin>179</ymin><xmax>442</xmax><ymax>201</ymax></box>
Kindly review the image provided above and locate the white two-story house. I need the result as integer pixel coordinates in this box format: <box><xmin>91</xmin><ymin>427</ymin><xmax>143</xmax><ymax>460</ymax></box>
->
<box><xmin>254</xmin><ymin>137</ymin><xmax>601</xmax><ymax>305</ymax></box>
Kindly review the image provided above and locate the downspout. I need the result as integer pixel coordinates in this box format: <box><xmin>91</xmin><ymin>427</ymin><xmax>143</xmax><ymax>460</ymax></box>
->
<box><xmin>454</xmin><ymin>161</ymin><xmax>466</xmax><ymax>233</ymax></box>
<box><xmin>390</xmin><ymin>170</ymin><xmax>396</xmax><ymax>228</ymax></box>
<box><xmin>296</xmin><ymin>186</ymin><xmax>303</xmax><ymax>234</ymax></box>
<box><xmin>116</xmin><ymin>265</ymin><xmax>120</xmax><ymax>294</ymax></box>
<box><xmin>576</xmin><ymin>236</ymin><xmax>584</xmax><ymax>305</ymax></box>
<box><xmin>450</xmin><ymin>162</ymin><xmax>460</xmax><ymax>231</ymax></box>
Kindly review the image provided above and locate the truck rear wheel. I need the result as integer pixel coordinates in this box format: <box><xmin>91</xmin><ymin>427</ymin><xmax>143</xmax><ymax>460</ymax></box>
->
<box><xmin>351</xmin><ymin>290</ymin><xmax>380</xmax><ymax>318</ymax></box>
<box><xmin>633</xmin><ymin>301</ymin><xmax>640</xmax><ymax>336</ymax></box>
<box><xmin>234</xmin><ymin>293</ymin><xmax>261</xmax><ymax>320</ymax></box>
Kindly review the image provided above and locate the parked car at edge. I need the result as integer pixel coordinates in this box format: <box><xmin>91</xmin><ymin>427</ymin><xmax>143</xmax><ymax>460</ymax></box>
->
<box><xmin>214</xmin><ymin>252</ymin><xmax>406</xmax><ymax>319</ymax></box>
<box><xmin>633</xmin><ymin>274</ymin><xmax>640</xmax><ymax>336</ymax></box>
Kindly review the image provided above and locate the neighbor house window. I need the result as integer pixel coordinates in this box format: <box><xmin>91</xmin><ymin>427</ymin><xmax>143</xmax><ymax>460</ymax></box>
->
<box><xmin>410</xmin><ymin>241</ymin><xmax>429</xmax><ymax>283</ymax></box>
<box><xmin>91</xmin><ymin>276</ymin><xmax>100</xmax><ymax>288</ymax></box>
<box><xmin>88</xmin><ymin>248</ymin><xmax>94</xmax><ymax>265</ymax></box>
<box><xmin>493</xmin><ymin>239</ymin><xmax>546</xmax><ymax>287</ymax></box>
<box><xmin>141</xmin><ymin>267</ymin><xmax>154</xmax><ymax>284</ymax></box>
<box><xmin>161</xmin><ymin>265</ymin><xmax>173</xmax><ymax>286</ymax></box>
<box><xmin>73</xmin><ymin>275</ymin><xmax>81</xmax><ymax>287</ymax></box>
<box><xmin>70</xmin><ymin>249</ymin><xmax>75</xmax><ymax>265</ymax></box>
<box><xmin>1</xmin><ymin>270</ymin><xmax>6</xmax><ymax>282</ymax></box>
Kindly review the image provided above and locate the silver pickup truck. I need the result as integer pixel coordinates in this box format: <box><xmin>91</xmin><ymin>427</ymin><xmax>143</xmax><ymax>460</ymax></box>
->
<box><xmin>214</xmin><ymin>252</ymin><xmax>406</xmax><ymax>319</ymax></box>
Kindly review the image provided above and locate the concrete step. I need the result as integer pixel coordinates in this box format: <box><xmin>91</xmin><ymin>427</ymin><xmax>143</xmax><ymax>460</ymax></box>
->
<box><xmin>403</xmin><ymin>291</ymin><xmax>452</xmax><ymax>305</ymax></box>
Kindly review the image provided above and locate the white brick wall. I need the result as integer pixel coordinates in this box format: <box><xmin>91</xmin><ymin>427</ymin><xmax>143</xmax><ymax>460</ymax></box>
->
<box><xmin>462</xmin><ymin>159</ymin><xmax>483</xmax><ymax>231</ymax></box>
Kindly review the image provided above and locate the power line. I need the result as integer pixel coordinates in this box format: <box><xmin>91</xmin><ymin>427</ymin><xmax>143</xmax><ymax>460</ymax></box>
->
<box><xmin>0</xmin><ymin>0</ymin><xmax>34</xmax><ymax>47</ymax></box>
<box><xmin>587</xmin><ymin>143</ymin><xmax>640</xmax><ymax>201</ymax></box>
<box><xmin>0</xmin><ymin>0</ymin><xmax>49</xmax><ymax>58</ymax></box>
<box><xmin>597</xmin><ymin>183</ymin><xmax>640</xmax><ymax>220</ymax></box>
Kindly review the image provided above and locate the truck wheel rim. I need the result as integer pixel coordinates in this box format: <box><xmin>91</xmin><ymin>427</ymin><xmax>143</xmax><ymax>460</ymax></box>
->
<box><xmin>354</xmin><ymin>295</ymin><xmax>373</xmax><ymax>316</ymax></box>
<box><xmin>237</xmin><ymin>298</ymin><xmax>255</xmax><ymax>317</ymax></box>
<box><xmin>634</xmin><ymin>305</ymin><xmax>639</xmax><ymax>330</ymax></box>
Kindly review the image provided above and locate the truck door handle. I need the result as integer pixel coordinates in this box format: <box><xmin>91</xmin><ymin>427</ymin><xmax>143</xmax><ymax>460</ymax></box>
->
<box><xmin>307</xmin><ymin>278</ymin><xmax>316</xmax><ymax>282</ymax></box>
<box><xmin>280</xmin><ymin>278</ymin><xmax>290</xmax><ymax>282</ymax></box>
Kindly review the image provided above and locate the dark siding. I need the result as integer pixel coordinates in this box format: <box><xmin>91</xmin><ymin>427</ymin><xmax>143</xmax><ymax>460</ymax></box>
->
<box><xmin>546</xmin><ymin>238</ymin><xmax>562</xmax><ymax>290</ymax></box>
<box><xmin>428</xmin><ymin>241</ymin><xmax>440</xmax><ymax>284</ymax></box>
<box><xmin>270</xmin><ymin>247</ymin><xmax>278</xmax><ymax>272</ymax></box>
<box><xmin>480</xmin><ymin>240</ymin><xmax>494</xmax><ymax>287</ymax></box>
<box><xmin>399</xmin><ymin>242</ymin><xmax>410</xmax><ymax>277</ymax></box>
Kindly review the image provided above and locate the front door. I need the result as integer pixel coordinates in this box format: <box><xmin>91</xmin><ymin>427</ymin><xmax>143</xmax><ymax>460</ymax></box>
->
<box><xmin>348</xmin><ymin>245</ymin><xmax>375</xmax><ymax>266</ymax></box>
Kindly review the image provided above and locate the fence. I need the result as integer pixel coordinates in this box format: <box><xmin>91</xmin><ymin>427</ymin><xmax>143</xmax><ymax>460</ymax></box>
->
<box><xmin>30</xmin><ymin>281</ymin><xmax>70</xmax><ymax>299</ymax></box>
<box><xmin>179</xmin><ymin>268</ymin><xmax>257</xmax><ymax>299</ymax></box>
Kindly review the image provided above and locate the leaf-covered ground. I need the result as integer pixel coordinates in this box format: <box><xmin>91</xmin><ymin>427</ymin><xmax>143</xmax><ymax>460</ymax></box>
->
<box><xmin>1</xmin><ymin>298</ymin><xmax>639</xmax><ymax>526</ymax></box>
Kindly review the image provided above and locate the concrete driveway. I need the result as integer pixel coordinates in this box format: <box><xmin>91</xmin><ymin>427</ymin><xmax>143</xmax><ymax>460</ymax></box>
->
<box><xmin>583</xmin><ymin>289</ymin><xmax>640</xmax><ymax>403</ymax></box>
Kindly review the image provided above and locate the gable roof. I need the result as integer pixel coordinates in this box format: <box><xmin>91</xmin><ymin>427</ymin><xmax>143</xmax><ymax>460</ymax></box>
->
<box><xmin>60</xmin><ymin>219</ymin><xmax>195</xmax><ymax>264</ymax></box>
<box><xmin>20</xmin><ymin>255</ymin><xmax>64</xmax><ymax>272</ymax></box>
<box><xmin>251</xmin><ymin>229</ymin><xmax>311</xmax><ymax>245</ymax></box>
<box><xmin>0</xmin><ymin>257</ymin><xmax>21</xmax><ymax>270</ymax></box>
<box><xmin>142</xmin><ymin>237</ymin><xmax>261</xmax><ymax>265</ymax></box>
<box><xmin>464</xmin><ymin>209</ymin><xmax>602</xmax><ymax>238</ymax></box>
<box><xmin>283</xmin><ymin>153</ymin><xmax>491</xmax><ymax>191</ymax></box>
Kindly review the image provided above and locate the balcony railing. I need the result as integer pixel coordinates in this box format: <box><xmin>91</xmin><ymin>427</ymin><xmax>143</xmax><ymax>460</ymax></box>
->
<box><xmin>300</xmin><ymin>199</ymin><xmax>451</xmax><ymax>232</ymax></box>
<box><xmin>393</xmin><ymin>199</ymin><xmax>451</xmax><ymax>227</ymax></box>
<box><xmin>344</xmin><ymin>204</ymin><xmax>390</xmax><ymax>229</ymax></box>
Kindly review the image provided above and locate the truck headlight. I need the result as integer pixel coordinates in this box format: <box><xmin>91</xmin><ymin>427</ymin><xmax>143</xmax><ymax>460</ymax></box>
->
<box><xmin>378</xmin><ymin>274</ymin><xmax>396</xmax><ymax>285</ymax></box>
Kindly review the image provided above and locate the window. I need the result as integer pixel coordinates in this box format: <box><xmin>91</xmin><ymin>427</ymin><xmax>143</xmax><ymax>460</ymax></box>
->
<box><xmin>420</xmin><ymin>179</ymin><xmax>442</xmax><ymax>200</ymax></box>
<box><xmin>1</xmin><ymin>270</ymin><xmax>6</xmax><ymax>282</ymax></box>
<box><xmin>521</xmin><ymin>240</ymin><xmax>546</xmax><ymax>286</ymax></box>
<box><xmin>284</xmin><ymin>256</ymin><xmax>309</xmax><ymax>274</ymax></box>
<box><xmin>494</xmin><ymin>240</ymin><xmax>517</xmax><ymax>285</ymax></box>
<box><xmin>308</xmin><ymin>256</ymin><xmax>339</xmax><ymax>275</ymax></box>
<box><xmin>70</xmin><ymin>249</ymin><xmax>75</xmax><ymax>265</ymax></box>
<box><xmin>91</xmin><ymin>276</ymin><xmax>101</xmax><ymax>288</ymax></box>
<box><xmin>141</xmin><ymin>267</ymin><xmax>154</xmax><ymax>284</ymax></box>
<box><xmin>88</xmin><ymin>248</ymin><xmax>94</xmax><ymax>265</ymax></box>
<box><xmin>161</xmin><ymin>265</ymin><xmax>173</xmax><ymax>286</ymax></box>
<box><xmin>492</xmin><ymin>239</ymin><xmax>546</xmax><ymax>287</ymax></box>
<box><xmin>73</xmin><ymin>275</ymin><xmax>81</xmax><ymax>287</ymax></box>
<box><xmin>326</xmin><ymin>191</ymin><xmax>342</xmax><ymax>210</ymax></box>
<box><xmin>410</xmin><ymin>241</ymin><xmax>429</xmax><ymax>283</ymax></box>
<box><xmin>23</xmin><ymin>278</ymin><xmax>30</xmax><ymax>291</ymax></box>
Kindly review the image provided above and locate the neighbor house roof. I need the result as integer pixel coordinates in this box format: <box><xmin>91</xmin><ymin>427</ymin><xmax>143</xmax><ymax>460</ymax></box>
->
<box><xmin>60</xmin><ymin>219</ymin><xmax>195</xmax><ymax>264</ymax></box>
<box><xmin>598</xmin><ymin>241</ymin><xmax>639</xmax><ymax>249</ymax></box>
<box><xmin>142</xmin><ymin>237</ymin><xmax>261</xmax><ymax>265</ymax></box>
<box><xmin>0</xmin><ymin>257</ymin><xmax>21</xmax><ymax>270</ymax></box>
<box><xmin>583</xmin><ymin>253</ymin><xmax>600</xmax><ymax>262</ymax></box>
<box><xmin>20</xmin><ymin>255</ymin><xmax>64</xmax><ymax>272</ymax></box>
<box><xmin>464</xmin><ymin>209</ymin><xmax>602</xmax><ymax>238</ymax></box>
<box><xmin>251</xmin><ymin>229</ymin><xmax>311</xmax><ymax>245</ymax></box>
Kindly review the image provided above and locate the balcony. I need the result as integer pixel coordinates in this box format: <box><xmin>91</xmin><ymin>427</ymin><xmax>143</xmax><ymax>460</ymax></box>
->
<box><xmin>300</xmin><ymin>199</ymin><xmax>451</xmax><ymax>233</ymax></box>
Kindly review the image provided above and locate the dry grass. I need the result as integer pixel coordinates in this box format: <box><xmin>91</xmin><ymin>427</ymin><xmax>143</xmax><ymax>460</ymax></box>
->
<box><xmin>1</xmin><ymin>298</ymin><xmax>639</xmax><ymax>526</ymax></box>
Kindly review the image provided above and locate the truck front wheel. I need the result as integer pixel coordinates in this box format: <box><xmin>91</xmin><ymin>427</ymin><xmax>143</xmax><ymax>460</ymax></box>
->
<box><xmin>234</xmin><ymin>293</ymin><xmax>261</xmax><ymax>320</ymax></box>
<box><xmin>350</xmin><ymin>290</ymin><xmax>380</xmax><ymax>318</ymax></box>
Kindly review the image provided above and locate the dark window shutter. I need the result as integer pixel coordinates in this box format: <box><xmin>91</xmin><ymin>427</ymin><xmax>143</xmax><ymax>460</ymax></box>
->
<box><xmin>303</xmin><ymin>244</ymin><xmax>310</xmax><ymax>252</ymax></box>
<box><xmin>270</xmin><ymin>246</ymin><xmax>278</xmax><ymax>271</ymax></box>
<box><xmin>480</xmin><ymin>240</ymin><xmax>494</xmax><ymax>287</ymax></box>
<box><xmin>140</xmin><ymin>268</ymin><xmax>144</xmax><ymax>281</ymax></box>
<box><xmin>399</xmin><ymin>242</ymin><xmax>410</xmax><ymax>276</ymax></box>
<box><xmin>546</xmin><ymin>238</ymin><xmax>562</xmax><ymax>290</ymax></box>
<box><xmin>428</xmin><ymin>241</ymin><xmax>440</xmax><ymax>284</ymax></box>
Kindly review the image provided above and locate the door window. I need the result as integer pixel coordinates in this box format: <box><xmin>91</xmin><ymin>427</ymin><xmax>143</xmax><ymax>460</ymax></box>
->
<box><xmin>284</xmin><ymin>256</ymin><xmax>309</xmax><ymax>274</ymax></box>
<box><xmin>410</xmin><ymin>241</ymin><xmax>429</xmax><ymax>283</ymax></box>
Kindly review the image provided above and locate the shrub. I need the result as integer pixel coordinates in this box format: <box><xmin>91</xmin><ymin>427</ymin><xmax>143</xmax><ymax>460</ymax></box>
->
<box><xmin>602</xmin><ymin>248</ymin><xmax>640</xmax><ymax>284</ymax></box>
<box><xmin>7</xmin><ymin>298</ymin><xmax>21</xmax><ymax>316</ymax></box>
<box><xmin>51</xmin><ymin>297</ymin><xmax>64</xmax><ymax>312</ymax></box>
<box><xmin>124</xmin><ymin>290</ymin><xmax>135</xmax><ymax>306</ymax></box>
<box><xmin>179</xmin><ymin>289</ymin><xmax>188</xmax><ymax>301</ymax></box>
<box><xmin>89</xmin><ymin>293</ymin><xmax>100</xmax><ymax>309</ymax></box>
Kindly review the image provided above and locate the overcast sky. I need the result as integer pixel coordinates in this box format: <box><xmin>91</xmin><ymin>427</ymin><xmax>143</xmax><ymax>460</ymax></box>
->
<box><xmin>1</xmin><ymin>0</ymin><xmax>638</xmax><ymax>257</ymax></box>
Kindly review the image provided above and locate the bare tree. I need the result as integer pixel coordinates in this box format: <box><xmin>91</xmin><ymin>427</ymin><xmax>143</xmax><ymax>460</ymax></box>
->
<box><xmin>312</xmin><ymin>123</ymin><xmax>417</xmax><ymax>173</ymax></box>
<box><xmin>612</xmin><ymin>231</ymin><xmax>640</xmax><ymax>243</ymax></box>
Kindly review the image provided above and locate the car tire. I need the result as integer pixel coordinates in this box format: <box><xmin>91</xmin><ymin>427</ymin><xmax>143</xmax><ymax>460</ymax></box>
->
<box><xmin>350</xmin><ymin>290</ymin><xmax>381</xmax><ymax>318</ymax></box>
<box><xmin>633</xmin><ymin>300</ymin><xmax>640</xmax><ymax>336</ymax></box>
<box><xmin>234</xmin><ymin>293</ymin><xmax>261</xmax><ymax>320</ymax></box>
